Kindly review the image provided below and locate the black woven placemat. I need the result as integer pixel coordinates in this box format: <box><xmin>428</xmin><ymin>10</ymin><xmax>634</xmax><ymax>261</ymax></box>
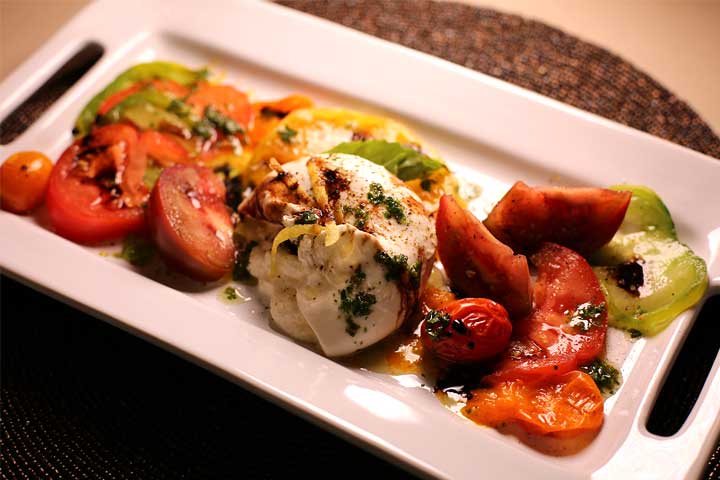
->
<box><xmin>2</xmin><ymin>1</ymin><xmax>719</xmax><ymax>478</ymax></box>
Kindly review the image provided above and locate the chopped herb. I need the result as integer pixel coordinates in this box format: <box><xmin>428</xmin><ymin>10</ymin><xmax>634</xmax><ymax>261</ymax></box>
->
<box><xmin>295</xmin><ymin>211</ymin><xmax>319</xmax><ymax>225</ymax></box>
<box><xmin>342</xmin><ymin>205</ymin><xmax>369</xmax><ymax>230</ymax></box>
<box><xmin>568</xmin><ymin>302</ymin><xmax>606</xmax><ymax>331</ymax></box>
<box><xmin>167</xmin><ymin>98</ymin><xmax>192</xmax><ymax>117</ymax></box>
<box><xmin>223</xmin><ymin>286</ymin><xmax>238</xmax><ymax>301</ymax></box>
<box><xmin>424</xmin><ymin>310</ymin><xmax>452</xmax><ymax>341</ymax></box>
<box><xmin>204</xmin><ymin>105</ymin><xmax>242</xmax><ymax>135</ymax></box>
<box><xmin>628</xmin><ymin>328</ymin><xmax>643</xmax><ymax>339</ymax></box>
<box><xmin>233</xmin><ymin>240</ymin><xmax>258</xmax><ymax>284</ymax></box>
<box><xmin>115</xmin><ymin>234</ymin><xmax>154</xmax><ymax>266</ymax></box>
<box><xmin>214</xmin><ymin>164</ymin><xmax>244</xmax><ymax>210</ymax></box>
<box><xmin>580</xmin><ymin>359</ymin><xmax>621</xmax><ymax>394</ymax></box>
<box><xmin>366</xmin><ymin>183</ymin><xmax>407</xmax><ymax>224</ymax></box>
<box><xmin>374</xmin><ymin>251</ymin><xmax>408</xmax><ymax>281</ymax></box>
<box><xmin>367</xmin><ymin>182</ymin><xmax>385</xmax><ymax>205</ymax></box>
<box><xmin>408</xmin><ymin>261</ymin><xmax>422</xmax><ymax>289</ymax></box>
<box><xmin>339</xmin><ymin>267</ymin><xmax>376</xmax><ymax>336</ymax></box>
<box><xmin>278</xmin><ymin>125</ymin><xmax>298</xmax><ymax>144</ymax></box>
<box><xmin>192</xmin><ymin>119</ymin><xmax>215</xmax><ymax>139</ymax></box>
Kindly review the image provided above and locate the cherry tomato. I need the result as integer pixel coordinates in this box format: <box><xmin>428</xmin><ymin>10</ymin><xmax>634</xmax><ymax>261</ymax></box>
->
<box><xmin>484</xmin><ymin>181</ymin><xmax>632</xmax><ymax>254</ymax></box>
<box><xmin>421</xmin><ymin>298</ymin><xmax>512</xmax><ymax>364</ymax></box>
<box><xmin>97</xmin><ymin>79</ymin><xmax>190</xmax><ymax>116</ymax></box>
<box><xmin>140</xmin><ymin>131</ymin><xmax>190</xmax><ymax>166</ymax></box>
<box><xmin>147</xmin><ymin>165</ymin><xmax>234</xmax><ymax>281</ymax></box>
<box><xmin>464</xmin><ymin>371</ymin><xmax>604</xmax><ymax>437</ymax></box>
<box><xmin>45</xmin><ymin>125</ymin><xmax>148</xmax><ymax>243</ymax></box>
<box><xmin>486</xmin><ymin>243</ymin><xmax>608</xmax><ymax>384</ymax></box>
<box><xmin>0</xmin><ymin>151</ymin><xmax>52</xmax><ymax>213</ymax></box>
<box><xmin>436</xmin><ymin>195</ymin><xmax>532</xmax><ymax>318</ymax></box>
<box><xmin>186</xmin><ymin>82</ymin><xmax>252</xmax><ymax>128</ymax></box>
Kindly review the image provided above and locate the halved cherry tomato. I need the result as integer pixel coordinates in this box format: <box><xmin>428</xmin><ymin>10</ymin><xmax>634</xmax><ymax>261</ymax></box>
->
<box><xmin>249</xmin><ymin>94</ymin><xmax>313</xmax><ymax>145</ymax></box>
<box><xmin>45</xmin><ymin>125</ymin><xmax>148</xmax><ymax>243</ymax></box>
<box><xmin>1</xmin><ymin>151</ymin><xmax>52</xmax><ymax>213</ymax></box>
<box><xmin>97</xmin><ymin>79</ymin><xmax>190</xmax><ymax>116</ymax></box>
<box><xmin>436</xmin><ymin>195</ymin><xmax>532</xmax><ymax>318</ymax></box>
<box><xmin>464</xmin><ymin>371</ymin><xmax>604</xmax><ymax>437</ymax></box>
<box><xmin>486</xmin><ymin>243</ymin><xmax>608</xmax><ymax>384</ymax></box>
<box><xmin>147</xmin><ymin>165</ymin><xmax>234</xmax><ymax>281</ymax></box>
<box><xmin>484</xmin><ymin>181</ymin><xmax>632</xmax><ymax>254</ymax></box>
<box><xmin>140</xmin><ymin>131</ymin><xmax>190</xmax><ymax>166</ymax></box>
<box><xmin>421</xmin><ymin>298</ymin><xmax>512</xmax><ymax>363</ymax></box>
<box><xmin>186</xmin><ymin>82</ymin><xmax>252</xmax><ymax>128</ymax></box>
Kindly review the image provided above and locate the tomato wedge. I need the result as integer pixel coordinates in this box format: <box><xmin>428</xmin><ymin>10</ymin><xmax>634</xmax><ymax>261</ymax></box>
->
<box><xmin>484</xmin><ymin>181</ymin><xmax>632</xmax><ymax>254</ymax></box>
<box><xmin>186</xmin><ymin>82</ymin><xmax>252</xmax><ymax>128</ymax></box>
<box><xmin>486</xmin><ymin>243</ymin><xmax>608</xmax><ymax>384</ymax></box>
<box><xmin>464</xmin><ymin>371</ymin><xmax>604</xmax><ymax>437</ymax></box>
<box><xmin>46</xmin><ymin>125</ymin><xmax>148</xmax><ymax>243</ymax></box>
<box><xmin>97</xmin><ymin>79</ymin><xmax>190</xmax><ymax>116</ymax></box>
<box><xmin>436</xmin><ymin>195</ymin><xmax>532</xmax><ymax>318</ymax></box>
<box><xmin>147</xmin><ymin>165</ymin><xmax>234</xmax><ymax>281</ymax></box>
<box><xmin>140</xmin><ymin>131</ymin><xmax>190</xmax><ymax>167</ymax></box>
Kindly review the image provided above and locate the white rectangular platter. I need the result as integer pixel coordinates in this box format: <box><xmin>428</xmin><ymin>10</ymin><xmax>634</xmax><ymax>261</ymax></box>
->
<box><xmin>1</xmin><ymin>1</ymin><xmax>719</xmax><ymax>478</ymax></box>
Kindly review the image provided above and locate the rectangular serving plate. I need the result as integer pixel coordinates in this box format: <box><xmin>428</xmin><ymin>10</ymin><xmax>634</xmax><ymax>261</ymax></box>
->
<box><xmin>1</xmin><ymin>1</ymin><xmax>719</xmax><ymax>478</ymax></box>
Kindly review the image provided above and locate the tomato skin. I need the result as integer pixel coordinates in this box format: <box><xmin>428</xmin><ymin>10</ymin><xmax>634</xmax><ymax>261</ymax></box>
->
<box><xmin>436</xmin><ymin>195</ymin><xmax>532</xmax><ymax>318</ymax></box>
<box><xmin>486</xmin><ymin>243</ymin><xmax>608</xmax><ymax>384</ymax></box>
<box><xmin>464</xmin><ymin>371</ymin><xmax>604</xmax><ymax>437</ymax></box>
<box><xmin>1</xmin><ymin>151</ymin><xmax>52</xmax><ymax>213</ymax></box>
<box><xmin>140</xmin><ymin>131</ymin><xmax>190</xmax><ymax>166</ymax></box>
<box><xmin>97</xmin><ymin>79</ymin><xmax>190</xmax><ymax>116</ymax></box>
<box><xmin>148</xmin><ymin>165</ymin><xmax>234</xmax><ymax>281</ymax></box>
<box><xmin>422</xmin><ymin>298</ymin><xmax>512</xmax><ymax>364</ymax></box>
<box><xmin>45</xmin><ymin>125</ymin><xmax>147</xmax><ymax>243</ymax></box>
<box><xmin>186</xmin><ymin>82</ymin><xmax>252</xmax><ymax>128</ymax></box>
<box><xmin>484</xmin><ymin>181</ymin><xmax>632</xmax><ymax>254</ymax></box>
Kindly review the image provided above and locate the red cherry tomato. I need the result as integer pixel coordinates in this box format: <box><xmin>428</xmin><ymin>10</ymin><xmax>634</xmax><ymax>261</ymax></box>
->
<box><xmin>147</xmin><ymin>165</ymin><xmax>234</xmax><ymax>281</ymax></box>
<box><xmin>486</xmin><ymin>243</ymin><xmax>608</xmax><ymax>384</ymax></box>
<box><xmin>186</xmin><ymin>82</ymin><xmax>252</xmax><ymax>128</ymax></box>
<box><xmin>484</xmin><ymin>181</ymin><xmax>632</xmax><ymax>254</ymax></box>
<box><xmin>436</xmin><ymin>195</ymin><xmax>532</xmax><ymax>318</ymax></box>
<box><xmin>45</xmin><ymin>125</ymin><xmax>148</xmax><ymax>243</ymax></box>
<box><xmin>421</xmin><ymin>298</ymin><xmax>512</xmax><ymax>364</ymax></box>
<box><xmin>0</xmin><ymin>151</ymin><xmax>52</xmax><ymax>213</ymax></box>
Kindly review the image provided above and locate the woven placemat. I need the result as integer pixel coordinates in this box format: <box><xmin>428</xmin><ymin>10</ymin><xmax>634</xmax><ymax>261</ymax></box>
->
<box><xmin>2</xmin><ymin>1</ymin><xmax>719</xmax><ymax>478</ymax></box>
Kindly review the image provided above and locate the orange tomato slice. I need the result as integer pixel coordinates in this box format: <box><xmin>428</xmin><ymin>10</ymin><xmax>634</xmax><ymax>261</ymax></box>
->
<box><xmin>463</xmin><ymin>370</ymin><xmax>604</xmax><ymax>438</ymax></box>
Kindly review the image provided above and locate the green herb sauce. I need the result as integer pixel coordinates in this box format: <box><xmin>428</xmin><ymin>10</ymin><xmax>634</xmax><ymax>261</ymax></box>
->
<box><xmin>339</xmin><ymin>267</ymin><xmax>376</xmax><ymax>336</ymax></box>
<box><xmin>424</xmin><ymin>310</ymin><xmax>452</xmax><ymax>341</ymax></box>
<box><xmin>115</xmin><ymin>234</ymin><xmax>155</xmax><ymax>266</ymax></box>
<box><xmin>278</xmin><ymin>125</ymin><xmax>298</xmax><ymax>144</ymax></box>
<box><xmin>366</xmin><ymin>182</ymin><xmax>407</xmax><ymax>224</ymax></box>
<box><xmin>567</xmin><ymin>302</ymin><xmax>606</xmax><ymax>331</ymax></box>
<box><xmin>580</xmin><ymin>359</ymin><xmax>621</xmax><ymax>394</ymax></box>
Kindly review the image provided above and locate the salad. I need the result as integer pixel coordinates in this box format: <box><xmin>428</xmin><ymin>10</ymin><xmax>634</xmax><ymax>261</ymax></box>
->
<box><xmin>0</xmin><ymin>61</ymin><xmax>707</xmax><ymax>453</ymax></box>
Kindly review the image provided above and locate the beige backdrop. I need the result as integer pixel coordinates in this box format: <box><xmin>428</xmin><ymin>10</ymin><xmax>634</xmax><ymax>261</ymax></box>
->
<box><xmin>1</xmin><ymin>0</ymin><xmax>719</xmax><ymax>132</ymax></box>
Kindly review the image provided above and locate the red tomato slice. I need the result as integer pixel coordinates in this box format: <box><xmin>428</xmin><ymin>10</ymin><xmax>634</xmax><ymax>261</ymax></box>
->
<box><xmin>147</xmin><ymin>165</ymin><xmax>234</xmax><ymax>281</ymax></box>
<box><xmin>140</xmin><ymin>131</ymin><xmax>190</xmax><ymax>167</ymax></box>
<box><xmin>484</xmin><ymin>181</ymin><xmax>631</xmax><ymax>254</ymax></box>
<box><xmin>46</xmin><ymin>125</ymin><xmax>147</xmax><ymax>243</ymax></box>
<box><xmin>486</xmin><ymin>243</ymin><xmax>608</xmax><ymax>384</ymax></box>
<box><xmin>97</xmin><ymin>79</ymin><xmax>191</xmax><ymax>116</ymax></box>
<box><xmin>436</xmin><ymin>195</ymin><xmax>532</xmax><ymax>318</ymax></box>
<box><xmin>186</xmin><ymin>82</ymin><xmax>252</xmax><ymax>127</ymax></box>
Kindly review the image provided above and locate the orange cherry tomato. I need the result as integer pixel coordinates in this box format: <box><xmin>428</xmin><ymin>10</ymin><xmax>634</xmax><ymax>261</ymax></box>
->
<box><xmin>186</xmin><ymin>82</ymin><xmax>252</xmax><ymax>128</ymax></box>
<box><xmin>421</xmin><ymin>298</ymin><xmax>512</xmax><ymax>364</ymax></box>
<box><xmin>464</xmin><ymin>371</ymin><xmax>604</xmax><ymax>438</ymax></box>
<box><xmin>0</xmin><ymin>151</ymin><xmax>53</xmax><ymax>214</ymax></box>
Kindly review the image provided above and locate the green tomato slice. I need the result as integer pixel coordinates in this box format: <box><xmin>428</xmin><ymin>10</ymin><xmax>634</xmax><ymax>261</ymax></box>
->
<box><xmin>592</xmin><ymin>185</ymin><xmax>707</xmax><ymax>336</ymax></box>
